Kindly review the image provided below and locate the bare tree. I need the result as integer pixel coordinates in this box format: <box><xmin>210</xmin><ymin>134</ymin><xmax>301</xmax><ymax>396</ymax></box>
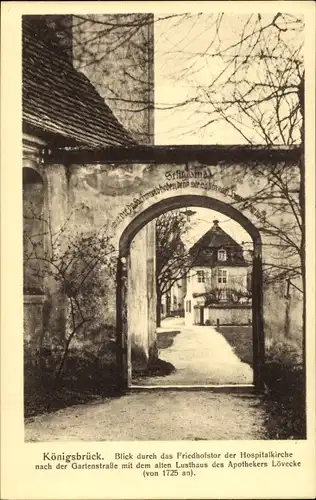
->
<box><xmin>69</xmin><ymin>13</ymin><xmax>304</xmax><ymax>282</ymax></box>
<box><xmin>25</xmin><ymin>13</ymin><xmax>305</xmax><ymax>321</ymax></box>
<box><xmin>154</xmin><ymin>13</ymin><xmax>304</xmax><ymax>299</ymax></box>
<box><xmin>23</xmin><ymin>204</ymin><xmax>116</xmax><ymax>384</ymax></box>
<box><xmin>155</xmin><ymin>13</ymin><xmax>303</xmax><ymax>143</ymax></box>
<box><xmin>155</xmin><ymin>210</ymin><xmax>200</xmax><ymax>326</ymax></box>
<box><xmin>29</xmin><ymin>13</ymin><xmax>303</xmax><ymax>144</ymax></box>
<box><xmin>68</xmin><ymin>13</ymin><xmax>304</xmax><ymax>145</ymax></box>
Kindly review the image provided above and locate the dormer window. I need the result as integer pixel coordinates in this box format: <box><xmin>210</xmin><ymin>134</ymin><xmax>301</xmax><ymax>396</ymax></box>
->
<box><xmin>218</xmin><ymin>249</ymin><xmax>227</xmax><ymax>261</ymax></box>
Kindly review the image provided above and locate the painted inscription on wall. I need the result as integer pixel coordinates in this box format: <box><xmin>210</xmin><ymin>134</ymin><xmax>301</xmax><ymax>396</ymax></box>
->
<box><xmin>112</xmin><ymin>167</ymin><xmax>266</xmax><ymax>229</ymax></box>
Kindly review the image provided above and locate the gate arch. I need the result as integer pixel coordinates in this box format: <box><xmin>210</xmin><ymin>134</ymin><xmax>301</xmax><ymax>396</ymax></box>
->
<box><xmin>117</xmin><ymin>195</ymin><xmax>264</xmax><ymax>392</ymax></box>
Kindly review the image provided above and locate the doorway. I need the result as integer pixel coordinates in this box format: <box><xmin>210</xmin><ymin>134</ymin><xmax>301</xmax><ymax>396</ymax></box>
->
<box><xmin>117</xmin><ymin>195</ymin><xmax>264</xmax><ymax>392</ymax></box>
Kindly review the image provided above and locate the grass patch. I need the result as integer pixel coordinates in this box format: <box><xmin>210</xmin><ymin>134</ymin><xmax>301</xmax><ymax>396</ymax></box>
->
<box><xmin>262</xmin><ymin>338</ymin><xmax>306</xmax><ymax>440</ymax></box>
<box><xmin>24</xmin><ymin>339</ymin><xmax>119</xmax><ymax>418</ymax></box>
<box><xmin>216</xmin><ymin>326</ymin><xmax>253</xmax><ymax>366</ymax></box>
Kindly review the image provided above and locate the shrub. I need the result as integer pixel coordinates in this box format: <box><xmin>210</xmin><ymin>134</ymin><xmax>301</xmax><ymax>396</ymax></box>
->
<box><xmin>262</xmin><ymin>336</ymin><xmax>305</xmax><ymax>439</ymax></box>
<box><xmin>24</xmin><ymin>335</ymin><xmax>119</xmax><ymax>418</ymax></box>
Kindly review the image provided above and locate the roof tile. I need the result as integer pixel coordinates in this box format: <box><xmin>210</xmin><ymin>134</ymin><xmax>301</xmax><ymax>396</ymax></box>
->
<box><xmin>23</xmin><ymin>20</ymin><xmax>137</xmax><ymax>148</ymax></box>
<box><xmin>189</xmin><ymin>223</ymin><xmax>246</xmax><ymax>267</ymax></box>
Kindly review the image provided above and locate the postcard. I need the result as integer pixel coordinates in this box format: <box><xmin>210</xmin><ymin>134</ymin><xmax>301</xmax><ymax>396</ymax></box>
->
<box><xmin>1</xmin><ymin>1</ymin><xmax>315</xmax><ymax>499</ymax></box>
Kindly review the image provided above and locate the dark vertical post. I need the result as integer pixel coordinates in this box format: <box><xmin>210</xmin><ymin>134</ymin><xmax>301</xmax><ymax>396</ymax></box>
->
<box><xmin>200</xmin><ymin>306</ymin><xmax>204</xmax><ymax>325</ymax></box>
<box><xmin>252</xmin><ymin>250</ymin><xmax>264</xmax><ymax>392</ymax></box>
<box><xmin>116</xmin><ymin>256</ymin><xmax>129</xmax><ymax>392</ymax></box>
<box><xmin>284</xmin><ymin>278</ymin><xmax>291</xmax><ymax>337</ymax></box>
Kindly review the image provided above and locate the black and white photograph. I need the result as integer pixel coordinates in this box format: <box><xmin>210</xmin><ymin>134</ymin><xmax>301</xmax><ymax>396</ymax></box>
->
<box><xmin>21</xmin><ymin>9</ymin><xmax>308</xmax><ymax>442</ymax></box>
<box><xmin>1</xmin><ymin>2</ymin><xmax>315</xmax><ymax>499</ymax></box>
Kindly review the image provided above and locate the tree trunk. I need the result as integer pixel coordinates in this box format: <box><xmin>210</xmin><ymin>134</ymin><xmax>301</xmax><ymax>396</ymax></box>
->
<box><xmin>284</xmin><ymin>297</ymin><xmax>291</xmax><ymax>338</ymax></box>
<box><xmin>298</xmin><ymin>74</ymin><xmax>305</xmax><ymax>375</ymax></box>
<box><xmin>156</xmin><ymin>295</ymin><xmax>161</xmax><ymax>327</ymax></box>
<box><xmin>298</xmin><ymin>74</ymin><xmax>306</xmax><ymax>435</ymax></box>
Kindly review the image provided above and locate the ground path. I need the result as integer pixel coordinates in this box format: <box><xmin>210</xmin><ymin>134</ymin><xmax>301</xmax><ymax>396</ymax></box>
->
<box><xmin>25</xmin><ymin>391</ymin><xmax>266</xmax><ymax>441</ymax></box>
<box><xmin>25</xmin><ymin>318</ymin><xmax>266</xmax><ymax>441</ymax></box>
<box><xmin>133</xmin><ymin>318</ymin><xmax>253</xmax><ymax>386</ymax></box>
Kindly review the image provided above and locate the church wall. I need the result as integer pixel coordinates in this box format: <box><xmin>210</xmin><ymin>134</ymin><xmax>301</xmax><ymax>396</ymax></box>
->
<box><xmin>70</xmin><ymin>14</ymin><xmax>157</xmax><ymax>365</ymax></box>
<box><xmin>23</xmin><ymin>143</ymin><xmax>70</xmax><ymax>348</ymax></box>
<box><xmin>72</xmin><ymin>14</ymin><xmax>154</xmax><ymax>145</ymax></box>
<box><xmin>22</xmin><ymin>15</ymin><xmax>304</xmax><ymax>388</ymax></box>
<box><xmin>64</xmin><ymin>159</ymin><xmax>302</xmax><ymax>345</ymax></box>
<box><xmin>23</xmin><ymin>144</ymin><xmax>303</xmax><ymax>369</ymax></box>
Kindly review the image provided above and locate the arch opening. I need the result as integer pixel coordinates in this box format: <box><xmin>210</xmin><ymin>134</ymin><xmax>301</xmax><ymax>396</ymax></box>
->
<box><xmin>117</xmin><ymin>195</ymin><xmax>264</xmax><ymax>392</ymax></box>
<box><xmin>23</xmin><ymin>167</ymin><xmax>45</xmax><ymax>295</ymax></box>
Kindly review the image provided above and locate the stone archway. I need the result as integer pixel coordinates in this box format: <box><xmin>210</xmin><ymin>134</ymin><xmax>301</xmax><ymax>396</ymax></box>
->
<box><xmin>117</xmin><ymin>194</ymin><xmax>264</xmax><ymax>392</ymax></box>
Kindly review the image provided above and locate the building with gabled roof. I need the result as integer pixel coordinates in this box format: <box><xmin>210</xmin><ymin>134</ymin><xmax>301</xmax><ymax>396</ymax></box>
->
<box><xmin>184</xmin><ymin>220</ymin><xmax>252</xmax><ymax>326</ymax></box>
<box><xmin>189</xmin><ymin>219</ymin><xmax>247</xmax><ymax>267</ymax></box>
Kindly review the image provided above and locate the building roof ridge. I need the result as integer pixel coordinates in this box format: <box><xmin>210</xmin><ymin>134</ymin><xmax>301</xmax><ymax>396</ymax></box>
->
<box><xmin>189</xmin><ymin>221</ymin><xmax>242</xmax><ymax>253</ymax></box>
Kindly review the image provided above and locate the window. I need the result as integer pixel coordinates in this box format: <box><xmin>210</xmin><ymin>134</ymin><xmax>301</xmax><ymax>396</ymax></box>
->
<box><xmin>186</xmin><ymin>300</ymin><xmax>191</xmax><ymax>313</ymax></box>
<box><xmin>218</xmin><ymin>269</ymin><xmax>228</xmax><ymax>284</ymax></box>
<box><xmin>197</xmin><ymin>270</ymin><xmax>206</xmax><ymax>283</ymax></box>
<box><xmin>218</xmin><ymin>249</ymin><xmax>227</xmax><ymax>261</ymax></box>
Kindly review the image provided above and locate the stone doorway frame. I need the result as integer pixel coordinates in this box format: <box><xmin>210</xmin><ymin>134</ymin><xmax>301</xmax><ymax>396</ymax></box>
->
<box><xmin>117</xmin><ymin>194</ymin><xmax>264</xmax><ymax>392</ymax></box>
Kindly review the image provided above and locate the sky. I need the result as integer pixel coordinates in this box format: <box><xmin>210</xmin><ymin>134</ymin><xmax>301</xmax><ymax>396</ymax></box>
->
<box><xmin>154</xmin><ymin>13</ymin><xmax>245</xmax><ymax>144</ymax></box>
<box><xmin>178</xmin><ymin>207</ymin><xmax>252</xmax><ymax>250</ymax></box>
<box><xmin>153</xmin><ymin>14</ymin><xmax>265</xmax><ymax>242</ymax></box>
<box><xmin>154</xmin><ymin>12</ymin><xmax>303</xmax><ymax>145</ymax></box>
<box><xmin>152</xmin><ymin>12</ymin><xmax>302</xmax><ymax>242</ymax></box>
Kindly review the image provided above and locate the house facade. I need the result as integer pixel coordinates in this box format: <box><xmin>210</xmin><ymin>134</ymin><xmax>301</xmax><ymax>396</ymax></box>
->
<box><xmin>161</xmin><ymin>276</ymin><xmax>186</xmax><ymax>320</ymax></box>
<box><xmin>184</xmin><ymin>220</ymin><xmax>252</xmax><ymax>326</ymax></box>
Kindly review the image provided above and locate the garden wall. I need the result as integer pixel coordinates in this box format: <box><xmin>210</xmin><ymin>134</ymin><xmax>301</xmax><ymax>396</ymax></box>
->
<box><xmin>202</xmin><ymin>304</ymin><xmax>252</xmax><ymax>326</ymax></box>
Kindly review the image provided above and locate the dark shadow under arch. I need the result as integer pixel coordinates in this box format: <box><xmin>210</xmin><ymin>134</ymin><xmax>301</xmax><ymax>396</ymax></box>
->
<box><xmin>116</xmin><ymin>195</ymin><xmax>264</xmax><ymax>392</ymax></box>
<box><xmin>23</xmin><ymin>166</ymin><xmax>44</xmax><ymax>185</ymax></box>
<box><xmin>23</xmin><ymin>166</ymin><xmax>46</xmax><ymax>295</ymax></box>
